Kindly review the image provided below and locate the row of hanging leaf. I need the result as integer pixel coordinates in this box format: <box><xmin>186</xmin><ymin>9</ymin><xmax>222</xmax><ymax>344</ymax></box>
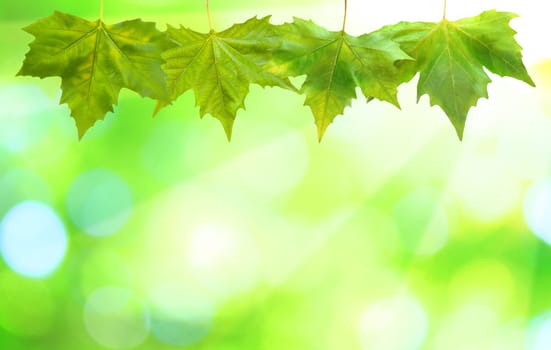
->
<box><xmin>17</xmin><ymin>9</ymin><xmax>534</xmax><ymax>141</ymax></box>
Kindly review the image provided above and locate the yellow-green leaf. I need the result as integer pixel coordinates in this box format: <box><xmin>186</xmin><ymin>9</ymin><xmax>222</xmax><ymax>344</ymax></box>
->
<box><xmin>160</xmin><ymin>16</ymin><xmax>295</xmax><ymax>141</ymax></box>
<box><xmin>17</xmin><ymin>11</ymin><xmax>173</xmax><ymax>138</ymax></box>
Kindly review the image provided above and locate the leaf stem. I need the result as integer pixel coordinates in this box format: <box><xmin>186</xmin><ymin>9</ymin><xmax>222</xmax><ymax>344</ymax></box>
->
<box><xmin>100</xmin><ymin>0</ymin><xmax>104</xmax><ymax>22</ymax></box>
<box><xmin>443</xmin><ymin>0</ymin><xmax>447</xmax><ymax>19</ymax></box>
<box><xmin>342</xmin><ymin>0</ymin><xmax>348</xmax><ymax>31</ymax></box>
<box><xmin>206</xmin><ymin>0</ymin><xmax>213</xmax><ymax>31</ymax></box>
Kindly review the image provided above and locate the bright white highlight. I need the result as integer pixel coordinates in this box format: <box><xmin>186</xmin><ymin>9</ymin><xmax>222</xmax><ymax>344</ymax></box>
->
<box><xmin>358</xmin><ymin>295</ymin><xmax>428</xmax><ymax>350</ymax></box>
<box><xmin>0</xmin><ymin>201</ymin><xmax>67</xmax><ymax>278</ymax></box>
<box><xmin>0</xmin><ymin>85</ymin><xmax>51</xmax><ymax>152</ymax></box>
<box><xmin>66</xmin><ymin>169</ymin><xmax>132</xmax><ymax>237</ymax></box>
<box><xmin>531</xmin><ymin>319</ymin><xmax>551</xmax><ymax>350</ymax></box>
<box><xmin>187</xmin><ymin>223</ymin><xmax>259</xmax><ymax>298</ymax></box>
<box><xmin>524</xmin><ymin>178</ymin><xmax>551</xmax><ymax>245</ymax></box>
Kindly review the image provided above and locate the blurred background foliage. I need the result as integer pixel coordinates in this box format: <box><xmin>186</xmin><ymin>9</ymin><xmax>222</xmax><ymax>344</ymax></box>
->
<box><xmin>1</xmin><ymin>0</ymin><xmax>551</xmax><ymax>349</ymax></box>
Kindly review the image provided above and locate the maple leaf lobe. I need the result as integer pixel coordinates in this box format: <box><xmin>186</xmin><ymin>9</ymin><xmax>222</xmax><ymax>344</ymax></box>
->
<box><xmin>160</xmin><ymin>16</ymin><xmax>294</xmax><ymax>141</ymax></box>
<box><xmin>378</xmin><ymin>10</ymin><xmax>534</xmax><ymax>139</ymax></box>
<box><xmin>271</xmin><ymin>17</ymin><xmax>411</xmax><ymax>140</ymax></box>
<box><xmin>17</xmin><ymin>11</ymin><xmax>173</xmax><ymax>138</ymax></box>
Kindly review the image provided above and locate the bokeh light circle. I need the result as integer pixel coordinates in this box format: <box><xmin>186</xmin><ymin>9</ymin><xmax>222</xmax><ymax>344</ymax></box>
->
<box><xmin>524</xmin><ymin>178</ymin><xmax>551</xmax><ymax>245</ymax></box>
<box><xmin>79</xmin><ymin>249</ymin><xmax>132</xmax><ymax>298</ymax></box>
<box><xmin>0</xmin><ymin>201</ymin><xmax>67</xmax><ymax>278</ymax></box>
<box><xmin>84</xmin><ymin>287</ymin><xmax>149</xmax><ymax>349</ymax></box>
<box><xmin>148</xmin><ymin>283</ymin><xmax>214</xmax><ymax>346</ymax></box>
<box><xmin>527</xmin><ymin>311</ymin><xmax>551</xmax><ymax>350</ymax></box>
<box><xmin>358</xmin><ymin>295</ymin><xmax>428</xmax><ymax>350</ymax></box>
<box><xmin>66</xmin><ymin>169</ymin><xmax>132</xmax><ymax>237</ymax></box>
<box><xmin>0</xmin><ymin>84</ymin><xmax>52</xmax><ymax>152</ymax></box>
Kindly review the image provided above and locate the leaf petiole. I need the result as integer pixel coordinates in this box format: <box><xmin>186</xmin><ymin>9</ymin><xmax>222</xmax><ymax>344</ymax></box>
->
<box><xmin>342</xmin><ymin>0</ymin><xmax>348</xmax><ymax>31</ymax></box>
<box><xmin>206</xmin><ymin>0</ymin><xmax>213</xmax><ymax>31</ymax></box>
<box><xmin>100</xmin><ymin>0</ymin><xmax>104</xmax><ymax>22</ymax></box>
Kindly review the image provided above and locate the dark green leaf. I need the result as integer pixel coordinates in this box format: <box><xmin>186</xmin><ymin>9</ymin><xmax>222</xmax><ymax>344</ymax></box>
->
<box><xmin>379</xmin><ymin>10</ymin><xmax>535</xmax><ymax>139</ymax></box>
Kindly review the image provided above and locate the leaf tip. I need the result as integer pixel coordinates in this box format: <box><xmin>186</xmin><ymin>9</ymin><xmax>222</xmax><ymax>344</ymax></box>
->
<box><xmin>15</xmin><ymin>67</ymin><xmax>24</xmax><ymax>77</ymax></box>
<box><xmin>219</xmin><ymin>118</ymin><xmax>235</xmax><ymax>142</ymax></box>
<box><xmin>224</xmin><ymin>127</ymin><xmax>233</xmax><ymax>143</ymax></box>
<box><xmin>525</xmin><ymin>75</ymin><xmax>536</xmax><ymax>88</ymax></box>
<box><xmin>316</xmin><ymin>121</ymin><xmax>330</xmax><ymax>143</ymax></box>
<box><xmin>454</xmin><ymin>125</ymin><xmax>465</xmax><ymax>141</ymax></box>
<box><xmin>76</xmin><ymin>125</ymin><xmax>89</xmax><ymax>141</ymax></box>
<box><xmin>153</xmin><ymin>100</ymin><xmax>169</xmax><ymax>117</ymax></box>
<box><xmin>447</xmin><ymin>113</ymin><xmax>466</xmax><ymax>141</ymax></box>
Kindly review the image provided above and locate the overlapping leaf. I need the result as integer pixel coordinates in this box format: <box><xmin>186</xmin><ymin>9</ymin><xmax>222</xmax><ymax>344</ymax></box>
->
<box><xmin>17</xmin><ymin>11</ymin><xmax>173</xmax><ymax>138</ymax></box>
<box><xmin>16</xmin><ymin>8</ymin><xmax>536</xmax><ymax>142</ymax></box>
<box><xmin>378</xmin><ymin>10</ymin><xmax>535</xmax><ymax>138</ymax></box>
<box><xmin>269</xmin><ymin>18</ymin><xmax>412</xmax><ymax>140</ymax></box>
<box><xmin>159</xmin><ymin>16</ymin><xmax>295</xmax><ymax>140</ymax></box>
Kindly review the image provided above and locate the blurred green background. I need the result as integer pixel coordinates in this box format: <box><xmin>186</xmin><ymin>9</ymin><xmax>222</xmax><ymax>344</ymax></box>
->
<box><xmin>1</xmin><ymin>0</ymin><xmax>551</xmax><ymax>349</ymax></box>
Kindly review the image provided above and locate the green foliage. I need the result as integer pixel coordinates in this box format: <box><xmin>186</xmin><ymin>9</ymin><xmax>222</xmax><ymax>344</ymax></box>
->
<box><xmin>17</xmin><ymin>9</ymin><xmax>535</xmax><ymax>140</ymax></box>
<box><xmin>158</xmin><ymin>16</ymin><xmax>295</xmax><ymax>140</ymax></box>
<box><xmin>17</xmin><ymin>11</ymin><xmax>173</xmax><ymax>138</ymax></box>
<box><xmin>269</xmin><ymin>18</ymin><xmax>411</xmax><ymax>140</ymax></box>
<box><xmin>378</xmin><ymin>10</ymin><xmax>535</xmax><ymax>138</ymax></box>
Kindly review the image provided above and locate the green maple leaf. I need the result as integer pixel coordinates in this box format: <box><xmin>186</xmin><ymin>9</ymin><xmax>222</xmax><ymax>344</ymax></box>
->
<box><xmin>378</xmin><ymin>10</ymin><xmax>535</xmax><ymax>139</ymax></box>
<box><xmin>159</xmin><ymin>16</ymin><xmax>295</xmax><ymax>141</ymax></box>
<box><xmin>17</xmin><ymin>11</ymin><xmax>173</xmax><ymax>138</ymax></box>
<box><xmin>269</xmin><ymin>18</ymin><xmax>412</xmax><ymax>140</ymax></box>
